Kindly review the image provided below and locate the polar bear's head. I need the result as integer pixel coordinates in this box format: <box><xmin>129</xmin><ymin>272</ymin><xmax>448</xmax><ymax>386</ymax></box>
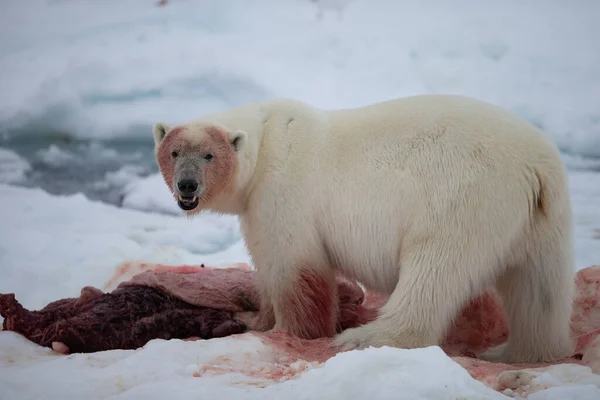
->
<box><xmin>153</xmin><ymin>121</ymin><xmax>248</xmax><ymax>215</ymax></box>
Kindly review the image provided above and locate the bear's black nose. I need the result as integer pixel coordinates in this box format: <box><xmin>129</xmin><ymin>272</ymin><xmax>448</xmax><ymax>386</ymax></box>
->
<box><xmin>177</xmin><ymin>179</ymin><xmax>198</xmax><ymax>194</ymax></box>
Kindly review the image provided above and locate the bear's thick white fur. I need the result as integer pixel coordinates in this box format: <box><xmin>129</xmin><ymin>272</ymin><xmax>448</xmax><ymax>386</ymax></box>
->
<box><xmin>154</xmin><ymin>94</ymin><xmax>575</xmax><ymax>363</ymax></box>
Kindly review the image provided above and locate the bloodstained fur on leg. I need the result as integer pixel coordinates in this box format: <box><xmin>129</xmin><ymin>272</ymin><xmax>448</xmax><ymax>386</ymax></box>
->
<box><xmin>278</xmin><ymin>267</ymin><xmax>338</xmax><ymax>339</ymax></box>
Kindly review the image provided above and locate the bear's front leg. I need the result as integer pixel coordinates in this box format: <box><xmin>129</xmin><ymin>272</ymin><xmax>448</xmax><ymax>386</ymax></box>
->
<box><xmin>335</xmin><ymin>236</ymin><xmax>485</xmax><ymax>352</ymax></box>
<box><xmin>256</xmin><ymin>260</ymin><xmax>339</xmax><ymax>340</ymax></box>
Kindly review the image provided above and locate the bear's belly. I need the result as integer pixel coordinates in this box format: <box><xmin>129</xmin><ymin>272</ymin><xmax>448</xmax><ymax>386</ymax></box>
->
<box><xmin>320</xmin><ymin>216</ymin><xmax>402</xmax><ymax>295</ymax></box>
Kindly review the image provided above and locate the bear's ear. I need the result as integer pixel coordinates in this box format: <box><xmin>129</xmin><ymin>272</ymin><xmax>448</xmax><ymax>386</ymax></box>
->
<box><xmin>153</xmin><ymin>122</ymin><xmax>170</xmax><ymax>146</ymax></box>
<box><xmin>229</xmin><ymin>130</ymin><xmax>247</xmax><ymax>152</ymax></box>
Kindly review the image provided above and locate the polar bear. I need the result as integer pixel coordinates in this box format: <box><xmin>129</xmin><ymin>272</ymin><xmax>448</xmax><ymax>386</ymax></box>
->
<box><xmin>153</xmin><ymin>95</ymin><xmax>575</xmax><ymax>364</ymax></box>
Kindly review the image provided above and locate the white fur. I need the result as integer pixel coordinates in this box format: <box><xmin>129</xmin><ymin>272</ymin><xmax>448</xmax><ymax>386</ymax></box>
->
<box><xmin>162</xmin><ymin>94</ymin><xmax>576</xmax><ymax>363</ymax></box>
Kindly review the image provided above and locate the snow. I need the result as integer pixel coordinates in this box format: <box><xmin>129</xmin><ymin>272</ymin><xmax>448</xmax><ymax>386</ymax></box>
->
<box><xmin>121</xmin><ymin>172</ymin><xmax>181</xmax><ymax>215</ymax></box>
<box><xmin>0</xmin><ymin>184</ymin><xmax>245</xmax><ymax>310</ymax></box>
<box><xmin>95</xmin><ymin>165</ymin><xmax>147</xmax><ymax>191</ymax></box>
<box><xmin>0</xmin><ymin>332</ymin><xmax>509</xmax><ymax>400</ymax></box>
<box><xmin>0</xmin><ymin>147</ymin><xmax>31</xmax><ymax>183</ymax></box>
<box><xmin>1</xmin><ymin>0</ymin><xmax>600</xmax><ymax>158</ymax></box>
<box><xmin>36</xmin><ymin>144</ymin><xmax>78</xmax><ymax>167</ymax></box>
<box><xmin>527</xmin><ymin>386</ymin><xmax>600</xmax><ymax>400</ymax></box>
<box><xmin>570</xmin><ymin>171</ymin><xmax>600</xmax><ymax>270</ymax></box>
<box><xmin>1</xmin><ymin>0</ymin><xmax>599</xmax><ymax>398</ymax></box>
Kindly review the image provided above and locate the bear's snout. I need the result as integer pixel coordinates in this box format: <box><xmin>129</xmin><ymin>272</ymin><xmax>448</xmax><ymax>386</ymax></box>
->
<box><xmin>177</xmin><ymin>179</ymin><xmax>199</xmax><ymax>195</ymax></box>
<box><xmin>174</xmin><ymin>178</ymin><xmax>202</xmax><ymax>211</ymax></box>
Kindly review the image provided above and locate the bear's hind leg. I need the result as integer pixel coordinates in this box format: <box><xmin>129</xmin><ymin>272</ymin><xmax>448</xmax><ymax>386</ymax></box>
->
<box><xmin>481</xmin><ymin>223</ymin><xmax>575</xmax><ymax>364</ymax></box>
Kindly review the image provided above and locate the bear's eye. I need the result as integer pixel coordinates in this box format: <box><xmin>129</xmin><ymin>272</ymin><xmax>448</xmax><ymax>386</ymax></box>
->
<box><xmin>204</xmin><ymin>153</ymin><xmax>213</xmax><ymax>161</ymax></box>
<box><xmin>171</xmin><ymin>151</ymin><xmax>178</xmax><ymax>158</ymax></box>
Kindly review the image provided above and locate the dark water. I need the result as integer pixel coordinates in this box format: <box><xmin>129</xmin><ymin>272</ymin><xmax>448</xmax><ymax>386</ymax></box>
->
<box><xmin>1</xmin><ymin>135</ymin><xmax>158</xmax><ymax>207</ymax></box>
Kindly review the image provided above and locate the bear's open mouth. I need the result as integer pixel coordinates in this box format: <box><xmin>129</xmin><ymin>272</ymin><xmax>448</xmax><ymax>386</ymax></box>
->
<box><xmin>177</xmin><ymin>195</ymin><xmax>199</xmax><ymax>211</ymax></box>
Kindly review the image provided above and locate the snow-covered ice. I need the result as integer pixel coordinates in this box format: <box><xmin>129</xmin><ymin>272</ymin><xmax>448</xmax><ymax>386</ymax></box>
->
<box><xmin>0</xmin><ymin>183</ymin><xmax>245</xmax><ymax>310</ymax></box>
<box><xmin>1</xmin><ymin>0</ymin><xmax>600</xmax><ymax>399</ymax></box>
<box><xmin>0</xmin><ymin>147</ymin><xmax>31</xmax><ymax>183</ymax></box>
<box><xmin>0</xmin><ymin>331</ymin><xmax>512</xmax><ymax>400</ymax></box>
<box><xmin>121</xmin><ymin>172</ymin><xmax>182</xmax><ymax>215</ymax></box>
<box><xmin>1</xmin><ymin>0</ymin><xmax>599</xmax><ymax>158</ymax></box>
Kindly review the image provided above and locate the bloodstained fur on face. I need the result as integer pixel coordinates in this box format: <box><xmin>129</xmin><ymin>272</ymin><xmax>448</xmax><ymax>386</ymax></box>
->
<box><xmin>156</xmin><ymin>125</ymin><xmax>238</xmax><ymax>211</ymax></box>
